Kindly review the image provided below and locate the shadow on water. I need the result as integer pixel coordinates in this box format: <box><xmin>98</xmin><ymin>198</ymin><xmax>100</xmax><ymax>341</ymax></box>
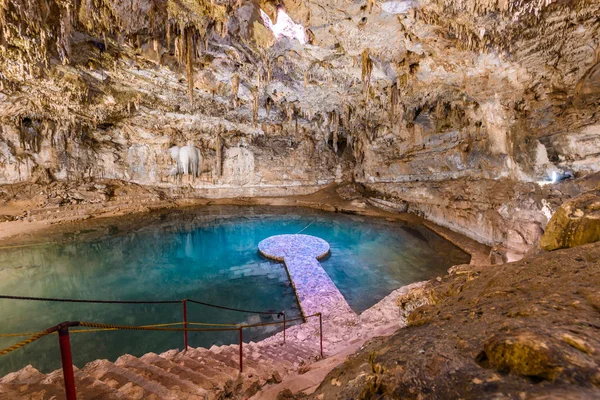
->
<box><xmin>0</xmin><ymin>205</ymin><xmax>469</xmax><ymax>375</ymax></box>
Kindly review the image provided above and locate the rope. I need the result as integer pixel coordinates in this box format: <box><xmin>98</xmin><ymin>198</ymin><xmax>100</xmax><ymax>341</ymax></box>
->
<box><xmin>0</xmin><ymin>313</ymin><xmax>322</xmax><ymax>356</ymax></box>
<box><xmin>0</xmin><ymin>295</ymin><xmax>180</xmax><ymax>304</ymax></box>
<box><xmin>78</xmin><ymin>322</ymin><xmax>240</xmax><ymax>332</ymax></box>
<box><xmin>0</xmin><ymin>315</ymin><xmax>316</xmax><ymax>339</ymax></box>
<box><xmin>0</xmin><ymin>322</ymin><xmax>185</xmax><ymax>337</ymax></box>
<box><xmin>0</xmin><ymin>318</ymin><xmax>286</xmax><ymax>338</ymax></box>
<box><xmin>187</xmin><ymin>322</ymin><xmax>239</xmax><ymax>327</ymax></box>
<box><xmin>296</xmin><ymin>220</ymin><xmax>315</xmax><ymax>234</ymax></box>
<box><xmin>0</xmin><ymin>331</ymin><xmax>52</xmax><ymax>357</ymax></box>
<box><xmin>241</xmin><ymin>316</ymin><xmax>305</xmax><ymax>328</ymax></box>
<box><xmin>0</xmin><ymin>295</ymin><xmax>284</xmax><ymax>316</ymax></box>
<box><xmin>186</xmin><ymin>299</ymin><xmax>282</xmax><ymax>315</ymax></box>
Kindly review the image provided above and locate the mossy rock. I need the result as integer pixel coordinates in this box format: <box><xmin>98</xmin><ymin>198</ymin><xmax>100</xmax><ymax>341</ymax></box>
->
<box><xmin>540</xmin><ymin>191</ymin><xmax>600</xmax><ymax>251</ymax></box>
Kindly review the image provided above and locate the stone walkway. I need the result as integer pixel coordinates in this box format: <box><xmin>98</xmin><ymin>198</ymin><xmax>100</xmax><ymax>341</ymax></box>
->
<box><xmin>258</xmin><ymin>234</ymin><xmax>356</xmax><ymax>322</ymax></box>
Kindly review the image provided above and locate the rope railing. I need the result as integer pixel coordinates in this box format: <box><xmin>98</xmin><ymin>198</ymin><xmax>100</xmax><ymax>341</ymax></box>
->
<box><xmin>0</xmin><ymin>294</ymin><xmax>282</xmax><ymax>315</ymax></box>
<box><xmin>0</xmin><ymin>320</ymin><xmax>249</xmax><ymax>338</ymax></box>
<box><xmin>0</xmin><ymin>313</ymin><xmax>324</xmax><ymax>400</ymax></box>
<box><xmin>0</xmin><ymin>294</ymin><xmax>288</xmax><ymax>354</ymax></box>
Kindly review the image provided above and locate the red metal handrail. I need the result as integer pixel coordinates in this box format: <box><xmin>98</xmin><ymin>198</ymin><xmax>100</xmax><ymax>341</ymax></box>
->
<box><xmin>58</xmin><ymin>325</ymin><xmax>77</xmax><ymax>400</ymax></box>
<box><xmin>182</xmin><ymin>299</ymin><xmax>189</xmax><ymax>351</ymax></box>
<box><xmin>0</xmin><ymin>313</ymin><xmax>324</xmax><ymax>400</ymax></box>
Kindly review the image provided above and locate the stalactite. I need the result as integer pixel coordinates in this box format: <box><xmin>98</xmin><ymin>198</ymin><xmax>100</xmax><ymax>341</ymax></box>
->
<box><xmin>185</xmin><ymin>28</ymin><xmax>194</xmax><ymax>104</ymax></box>
<box><xmin>294</xmin><ymin>109</ymin><xmax>299</xmax><ymax>136</ymax></box>
<box><xmin>166</xmin><ymin>21</ymin><xmax>171</xmax><ymax>52</ymax></box>
<box><xmin>367</xmin><ymin>0</ymin><xmax>375</xmax><ymax>14</ymax></box>
<box><xmin>252</xmin><ymin>87</ymin><xmax>259</xmax><ymax>124</ymax></box>
<box><xmin>389</xmin><ymin>82</ymin><xmax>399</xmax><ymax>123</ymax></box>
<box><xmin>215</xmin><ymin>131</ymin><xmax>223</xmax><ymax>178</ymax></box>
<box><xmin>175</xmin><ymin>37</ymin><xmax>181</xmax><ymax>63</ymax></box>
<box><xmin>267</xmin><ymin>64</ymin><xmax>272</xmax><ymax>86</ymax></box>
<box><xmin>333</xmin><ymin>127</ymin><xmax>339</xmax><ymax>153</ymax></box>
<box><xmin>57</xmin><ymin>3</ymin><xmax>72</xmax><ymax>65</ymax></box>
<box><xmin>329</xmin><ymin>110</ymin><xmax>339</xmax><ymax>153</ymax></box>
<box><xmin>345</xmin><ymin>104</ymin><xmax>353</xmax><ymax>128</ymax></box>
<box><xmin>220</xmin><ymin>18</ymin><xmax>228</xmax><ymax>38</ymax></box>
<box><xmin>257</xmin><ymin>69</ymin><xmax>262</xmax><ymax>90</ymax></box>
<box><xmin>231</xmin><ymin>73</ymin><xmax>239</xmax><ymax>107</ymax></box>
<box><xmin>304</xmin><ymin>71</ymin><xmax>308</xmax><ymax>89</ymax></box>
<box><xmin>361</xmin><ymin>49</ymin><xmax>373</xmax><ymax>94</ymax></box>
<box><xmin>265</xmin><ymin>97</ymin><xmax>274</xmax><ymax>118</ymax></box>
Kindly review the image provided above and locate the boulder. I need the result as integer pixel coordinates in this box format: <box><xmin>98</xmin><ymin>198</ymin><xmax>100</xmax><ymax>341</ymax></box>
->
<box><xmin>480</xmin><ymin>332</ymin><xmax>562</xmax><ymax>381</ymax></box>
<box><xmin>540</xmin><ymin>191</ymin><xmax>600</xmax><ymax>251</ymax></box>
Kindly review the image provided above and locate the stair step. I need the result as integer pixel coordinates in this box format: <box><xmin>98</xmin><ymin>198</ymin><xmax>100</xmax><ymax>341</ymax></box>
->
<box><xmin>140</xmin><ymin>352</ymin><xmax>219</xmax><ymax>392</ymax></box>
<box><xmin>114</xmin><ymin>354</ymin><xmax>207</xmax><ymax>399</ymax></box>
<box><xmin>184</xmin><ymin>348</ymin><xmax>241</xmax><ymax>378</ymax></box>
<box><xmin>42</xmin><ymin>368</ymin><xmax>126</xmax><ymax>399</ymax></box>
<box><xmin>83</xmin><ymin>359</ymin><xmax>178</xmax><ymax>399</ymax></box>
<box><xmin>0</xmin><ymin>334</ymin><xmax>325</xmax><ymax>400</ymax></box>
<box><xmin>0</xmin><ymin>381</ymin><xmax>64</xmax><ymax>400</ymax></box>
<box><xmin>0</xmin><ymin>365</ymin><xmax>45</xmax><ymax>385</ymax></box>
<box><xmin>207</xmin><ymin>346</ymin><xmax>269</xmax><ymax>378</ymax></box>
<box><xmin>0</xmin><ymin>365</ymin><xmax>65</xmax><ymax>400</ymax></box>
<box><xmin>171</xmin><ymin>353</ymin><xmax>242</xmax><ymax>397</ymax></box>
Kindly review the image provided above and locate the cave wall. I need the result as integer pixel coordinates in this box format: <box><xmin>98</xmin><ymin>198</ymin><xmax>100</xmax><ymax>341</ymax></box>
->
<box><xmin>0</xmin><ymin>0</ymin><xmax>599</xmax><ymax>251</ymax></box>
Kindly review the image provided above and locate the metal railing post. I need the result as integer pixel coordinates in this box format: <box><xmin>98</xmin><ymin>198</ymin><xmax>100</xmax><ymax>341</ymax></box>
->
<box><xmin>238</xmin><ymin>327</ymin><xmax>243</xmax><ymax>373</ymax></box>
<box><xmin>58</xmin><ymin>325</ymin><xmax>77</xmax><ymax>400</ymax></box>
<box><xmin>318</xmin><ymin>313</ymin><xmax>323</xmax><ymax>358</ymax></box>
<box><xmin>283</xmin><ymin>312</ymin><xmax>286</xmax><ymax>344</ymax></box>
<box><xmin>182</xmin><ymin>299</ymin><xmax>188</xmax><ymax>351</ymax></box>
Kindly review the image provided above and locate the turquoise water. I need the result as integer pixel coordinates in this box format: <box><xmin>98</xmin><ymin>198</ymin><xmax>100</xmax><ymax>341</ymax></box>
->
<box><xmin>0</xmin><ymin>206</ymin><xmax>469</xmax><ymax>375</ymax></box>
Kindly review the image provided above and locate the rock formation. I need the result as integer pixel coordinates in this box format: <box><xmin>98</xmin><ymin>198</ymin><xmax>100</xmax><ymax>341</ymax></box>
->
<box><xmin>0</xmin><ymin>1</ymin><xmax>599</xmax><ymax>252</ymax></box>
<box><xmin>1</xmin><ymin>1</ymin><xmax>600</xmax><ymax>397</ymax></box>
<box><xmin>540</xmin><ymin>190</ymin><xmax>600</xmax><ymax>250</ymax></box>
<box><xmin>304</xmin><ymin>242</ymin><xmax>600</xmax><ymax>399</ymax></box>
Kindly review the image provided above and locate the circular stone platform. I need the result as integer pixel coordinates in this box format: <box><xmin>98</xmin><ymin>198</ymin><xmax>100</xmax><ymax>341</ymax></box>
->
<box><xmin>258</xmin><ymin>234</ymin><xmax>330</xmax><ymax>261</ymax></box>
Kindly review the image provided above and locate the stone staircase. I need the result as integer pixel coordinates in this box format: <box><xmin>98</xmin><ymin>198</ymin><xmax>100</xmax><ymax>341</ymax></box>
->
<box><xmin>0</xmin><ymin>339</ymin><xmax>320</xmax><ymax>400</ymax></box>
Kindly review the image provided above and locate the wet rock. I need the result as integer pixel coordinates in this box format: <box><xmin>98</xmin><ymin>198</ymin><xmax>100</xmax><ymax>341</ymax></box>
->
<box><xmin>540</xmin><ymin>191</ymin><xmax>600</xmax><ymax>251</ymax></box>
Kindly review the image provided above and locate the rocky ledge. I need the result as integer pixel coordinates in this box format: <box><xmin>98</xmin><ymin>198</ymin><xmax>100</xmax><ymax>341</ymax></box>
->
<box><xmin>286</xmin><ymin>241</ymin><xmax>600</xmax><ymax>399</ymax></box>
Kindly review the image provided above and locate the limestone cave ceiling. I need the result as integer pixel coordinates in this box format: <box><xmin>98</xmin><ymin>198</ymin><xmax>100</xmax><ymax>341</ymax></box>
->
<box><xmin>0</xmin><ymin>0</ymin><xmax>599</xmax><ymax>186</ymax></box>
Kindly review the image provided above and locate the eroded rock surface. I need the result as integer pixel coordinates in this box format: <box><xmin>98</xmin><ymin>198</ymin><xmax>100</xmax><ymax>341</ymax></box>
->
<box><xmin>302</xmin><ymin>242</ymin><xmax>600</xmax><ymax>399</ymax></box>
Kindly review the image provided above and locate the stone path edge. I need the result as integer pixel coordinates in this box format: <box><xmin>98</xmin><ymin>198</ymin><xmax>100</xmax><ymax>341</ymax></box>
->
<box><xmin>258</xmin><ymin>234</ymin><xmax>342</xmax><ymax>321</ymax></box>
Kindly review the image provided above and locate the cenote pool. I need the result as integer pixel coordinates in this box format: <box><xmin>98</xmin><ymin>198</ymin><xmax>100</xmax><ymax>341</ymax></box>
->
<box><xmin>0</xmin><ymin>206</ymin><xmax>470</xmax><ymax>375</ymax></box>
